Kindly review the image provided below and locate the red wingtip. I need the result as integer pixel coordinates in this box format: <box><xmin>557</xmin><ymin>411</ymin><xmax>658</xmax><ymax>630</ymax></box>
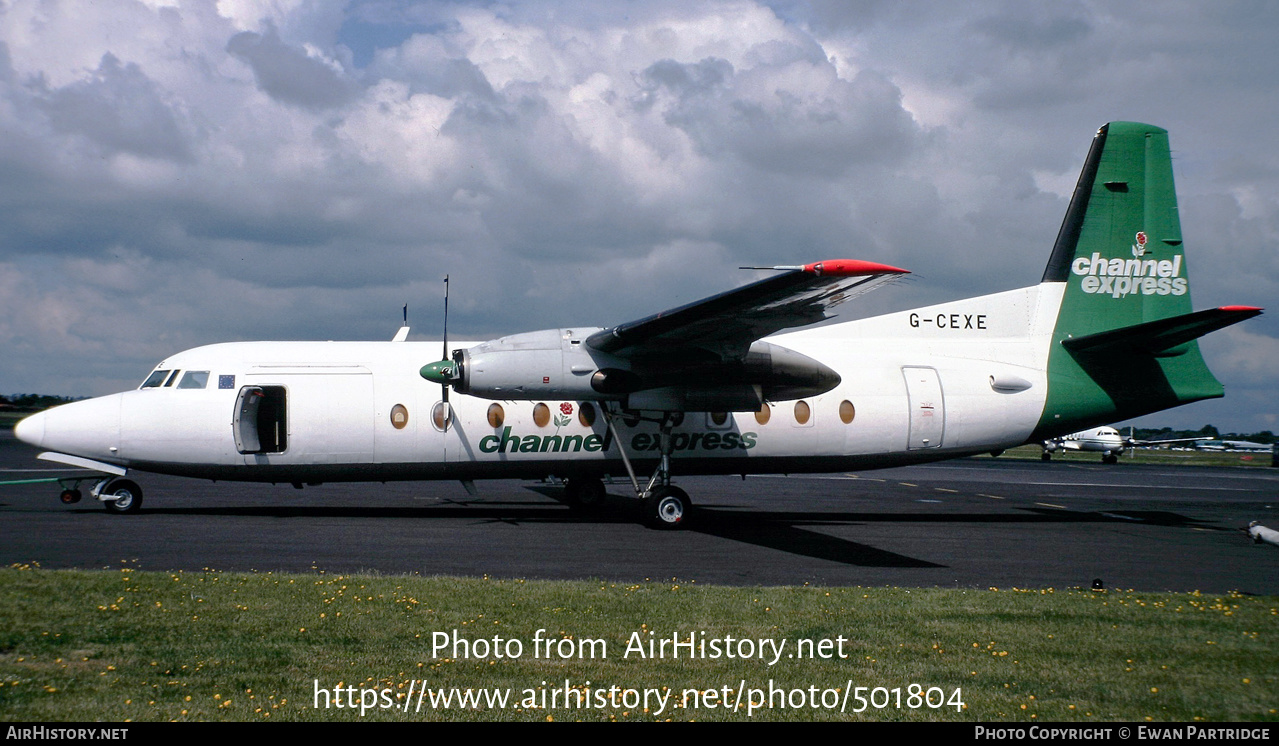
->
<box><xmin>1218</xmin><ymin>305</ymin><xmax>1264</xmax><ymax>313</ymax></box>
<box><xmin>802</xmin><ymin>259</ymin><xmax>910</xmax><ymax>276</ymax></box>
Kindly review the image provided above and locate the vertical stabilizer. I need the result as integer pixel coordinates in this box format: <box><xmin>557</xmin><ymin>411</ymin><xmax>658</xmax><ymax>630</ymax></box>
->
<box><xmin>1033</xmin><ymin>122</ymin><xmax>1229</xmax><ymax>438</ymax></box>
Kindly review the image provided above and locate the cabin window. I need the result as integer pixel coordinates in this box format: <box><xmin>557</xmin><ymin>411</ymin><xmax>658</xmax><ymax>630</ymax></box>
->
<box><xmin>140</xmin><ymin>370</ymin><xmax>170</xmax><ymax>388</ymax></box>
<box><xmin>839</xmin><ymin>400</ymin><xmax>855</xmax><ymax>425</ymax></box>
<box><xmin>578</xmin><ymin>402</ymin><xmax>596</xmax><ymax>427</ymax></box>
<box><xmin>487</xmin><ymin>403</ymin><xmax>505</xmax><ymax>428</ymax></box>
<box><xmin>233</xmin><ymin>386</ymin><xmax>287</xmax><ymax>454</ymax></box>
<box><xmin>390</xmin><ymin>404</ymin><xmax>409</xmax><ymax>430</ymax></box>
<box><xmin>793</xmin><ymin>400</ymin><xmax>812</xmax><ymax>426</ymax></box>
<box><xmin>431</xmin><ymin>401</ymin><xmax>453</xmax><ymax>432</ymax></box>
<box><xmin>533</xmin><ymin>403</ymin><xmax>551</xmax><ymax>428</ymax></box>
<box><xmin>708</xmin><ymin>412</ymin><xmax>729</xmax><ymax>429</ymax></box>
<box><xmin>755</xmin><ymin>403</ymin><xmax>771</xmax><ymax>425</ymax></box>
<box><xmin>178</xmin><ymin>371</ymin><xmax>210</xmax><ymax>389</ymax></box>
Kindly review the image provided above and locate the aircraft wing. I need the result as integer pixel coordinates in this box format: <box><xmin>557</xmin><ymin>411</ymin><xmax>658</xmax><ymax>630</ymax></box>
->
<box><xmin>585</xmin><ymin>260</ymin><xmax>908</xmax><ymax>362</ymax></box>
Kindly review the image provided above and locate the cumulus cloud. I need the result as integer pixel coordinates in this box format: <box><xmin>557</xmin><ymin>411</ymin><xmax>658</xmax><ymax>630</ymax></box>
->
<box><xmin>35</xmin><ymin>53</ymin><xmax>193</xmax><ymax>161</ymax></box>
<box><xmin>226</xmin><ymin>23</ymin><xmax>358</xmax><ymax>109</ymax></box>
<box><xmin>0</xmin><ymin>0</ymin><xmax>1274</xmax><ymax>432</ymax></box>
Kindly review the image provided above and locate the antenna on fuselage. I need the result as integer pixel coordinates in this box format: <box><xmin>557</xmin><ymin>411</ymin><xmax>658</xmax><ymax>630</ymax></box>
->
<box><xmin>391</xmin><ymin>303</ymin><xmax>410</xmax><ymax>342</ymax></box>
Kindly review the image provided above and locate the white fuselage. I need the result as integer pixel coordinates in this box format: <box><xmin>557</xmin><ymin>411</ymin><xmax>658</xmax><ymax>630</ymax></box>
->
<box><xmin>16</xmin><ymin>283</ymin><xmax>1065</xmax><ymax>484</ymax></box>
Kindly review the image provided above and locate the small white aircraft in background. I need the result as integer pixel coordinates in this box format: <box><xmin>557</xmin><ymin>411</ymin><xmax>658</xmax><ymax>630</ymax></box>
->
<box><xmin>11</xmin><ymin>122</ymin><xmax>1264</xmax><ymax>528</ymax></box>
<box><xmin>1040</xmin><ymin>428</ymin><xmax>1275</xmax><ymax>463</ymax></box>
<box><xmin>1040</xmin><ymin>426</ymin><xmax>1132</xmax><ymax>464</ymax></box>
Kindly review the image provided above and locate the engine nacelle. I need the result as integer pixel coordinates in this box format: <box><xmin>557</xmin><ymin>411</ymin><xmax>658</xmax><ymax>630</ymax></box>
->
<box><xmin>444</xmin><ymin>328</ymin><xmax>841</xmax><ymax>410</ymax></box>
<box><xmin>450</xmin><ymin>328</ymin><xmax>620</xmax><ymax>401</ymax></box>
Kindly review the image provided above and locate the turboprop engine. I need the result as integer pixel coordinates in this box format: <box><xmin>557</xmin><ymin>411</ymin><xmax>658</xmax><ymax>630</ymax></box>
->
<box><xmin>420</xmin><ymin>328</ymin><xmax>840</xmax><ymax>411</ymax></box>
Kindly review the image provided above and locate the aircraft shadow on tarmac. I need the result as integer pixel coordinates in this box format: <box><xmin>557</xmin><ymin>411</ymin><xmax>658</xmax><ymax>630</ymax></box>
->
<box><xmin>53</xmin><ymin>486</ymin><xmax>1229</xmax><ymax>570</ymax></box>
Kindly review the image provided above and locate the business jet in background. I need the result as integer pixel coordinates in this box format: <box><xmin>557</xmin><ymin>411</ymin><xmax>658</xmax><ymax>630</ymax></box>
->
<box><xmin>11</xmin><ymin>123</ymin><xmax>1263</xmax><ymax>528</ymax></box>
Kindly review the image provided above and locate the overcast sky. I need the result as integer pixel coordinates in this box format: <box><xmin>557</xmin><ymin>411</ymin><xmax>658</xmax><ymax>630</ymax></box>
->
<box><xmin>1</xmin><ymin>0</ymin><xmax>1276</xmax><ymax>433</ymax></box>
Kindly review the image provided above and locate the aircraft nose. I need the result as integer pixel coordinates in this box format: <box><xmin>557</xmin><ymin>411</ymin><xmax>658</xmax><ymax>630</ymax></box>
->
<box><xmin>17</xmin><ymin>395</ymin><xmax>123</xmax><ymax>461</ymax></box>
<box><xmin>14</xmin><ymin>411</ymin><xmax>46</xmax><ymax>448</ymax></box>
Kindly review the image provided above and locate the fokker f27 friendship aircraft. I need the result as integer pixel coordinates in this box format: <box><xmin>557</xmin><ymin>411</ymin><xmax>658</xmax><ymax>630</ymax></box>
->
<box><xmin>13</xmin><ymin>122</ymin><xmax>1263</xmax><ymax>528</ymax></box>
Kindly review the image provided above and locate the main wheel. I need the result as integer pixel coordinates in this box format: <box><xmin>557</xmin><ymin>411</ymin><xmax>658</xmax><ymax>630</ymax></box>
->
<box><xmin>644</xmin><ymin>486</ymin><xmax>690</xmax><ymax>530</ymax></box>
<box><xmin>59</xmin><ymin>488</ymin><xmax>82</xmax><ymax>504</ymax></box>
<box><xmin>101</xmin><ymin>479</ymin><xmax>143</xmax><ymax>514</ymax></box>
<box><xmin>1041</xmin><ymin>452</ymin><xmax>1052</xmax><ymax>462</ymax></box>
<box><xmin>564</xmin><ymin>478</ymin><xmax>607</xmax><ymax>510</ymax></box>
<box><xmin>1102</xmin><ymin>454</ymin><xmax>1119</xmax><ymax>465</ymax></box>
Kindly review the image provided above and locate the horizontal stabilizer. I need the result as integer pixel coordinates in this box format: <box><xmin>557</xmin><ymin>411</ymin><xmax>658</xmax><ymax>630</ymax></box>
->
<box><xmin>1062</xmin><ymin>306</ymin><xmax>1263</xmax><ymax>357</ymax></box>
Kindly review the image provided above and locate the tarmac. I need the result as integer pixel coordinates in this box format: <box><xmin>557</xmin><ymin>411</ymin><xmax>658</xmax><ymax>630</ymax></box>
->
<box><xmin>3</xmin><ymin>430</ymin><xmax>1277</xmax><ymax>593</ymax></box>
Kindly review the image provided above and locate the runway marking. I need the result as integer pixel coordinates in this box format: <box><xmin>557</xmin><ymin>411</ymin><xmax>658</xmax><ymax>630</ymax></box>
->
<box><xmin>1023</xmin><ymin>482</ymin><xmax>1253</xmax><ymax>491</ymax></box>
<box><xmin>935</xmin><ymin>488</ymin><xmax>959</xmax><ymax>493</ymax></box>
<box><xmin>898</xmin><ymin>482</ymin><xmax>917</xmax><ymax>487</ymax></box>
<box><xmin>1036</xmin><ymin>502</ymin><xmax>1067</xmax><ymax>509</ymax></box>
<box><xmin>978</xmin><ymin>494</ymin><xmax>1005</xmax><ymax>500</ymax></box>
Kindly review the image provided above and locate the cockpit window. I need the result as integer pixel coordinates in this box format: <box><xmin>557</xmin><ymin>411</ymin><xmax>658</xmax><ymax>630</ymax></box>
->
<box><xmin>177</xmin><ymin>371</ymin><xmax>210</xmax><ymax>389</ymax></box>
<box><xmin>141</xmin><ymin>370</ymin><xmax>170</xmax><ymax>388</ymax></box>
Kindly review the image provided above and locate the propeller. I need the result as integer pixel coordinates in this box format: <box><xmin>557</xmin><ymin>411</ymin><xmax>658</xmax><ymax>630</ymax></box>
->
<box><xmin>420</xmin><ymin>275</ymin><xmax>458</xmax><ymax>400</ymax></box>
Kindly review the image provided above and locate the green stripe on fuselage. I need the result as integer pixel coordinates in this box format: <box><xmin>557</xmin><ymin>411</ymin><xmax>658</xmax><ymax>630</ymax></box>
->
<box><xmin>1033</xmin><ymin>122</ymin><xmax>1224</xmax><ymax>440</ymax></box>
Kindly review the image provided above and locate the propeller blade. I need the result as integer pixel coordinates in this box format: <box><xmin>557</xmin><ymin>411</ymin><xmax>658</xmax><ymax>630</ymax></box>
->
<box><xmin>442</xmin><ymin>275</ymin><xmax>450</xmax><ymax>404</ymax></box>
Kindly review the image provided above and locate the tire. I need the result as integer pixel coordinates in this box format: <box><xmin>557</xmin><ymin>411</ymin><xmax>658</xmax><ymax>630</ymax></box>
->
<box><xmin>565</xmin><ymin>478</ymin><xmax>607</xmax><ymax>511</ymax></box>
<box><xmin>644</xmin><ymin>486</ymin><xmax>690</xmax><ymax>530</ymax></box>
<box><xmin>1041</xmin><ymin>452</ymin><xmax>1052</xmax><ymax>462</ymax></box>
<box><xmin>101</xmin><ymin>479</ymin><xmax>143</xmax><ymax>514</ymax></box>
<box><xmin>59</xmin><ymin>488</ymin><xmax>82</xmax><ymax>504</ymax></box>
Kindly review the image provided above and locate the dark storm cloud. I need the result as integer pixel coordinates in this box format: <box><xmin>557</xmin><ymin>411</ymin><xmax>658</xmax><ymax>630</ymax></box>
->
<box><xmin>635</xmin><ymin>54</ymin><xmax>918</xmax><ymax>176</ymax></box>
<box><xmin>35</xmin><ymin>53</ymin><xmax>191</xmax><ymax>162</ymax></box>
<box><xmin>227</xmin><ymin>25</ymin><xmax>357</xmax><ymax>110</ymax></box>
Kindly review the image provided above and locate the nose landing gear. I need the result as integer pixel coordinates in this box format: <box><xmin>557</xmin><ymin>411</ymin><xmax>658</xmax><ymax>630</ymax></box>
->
<box><xmin>93</xmin><ymin>478</ymin><xmax>143</xmax><ymax>514</ymax></box>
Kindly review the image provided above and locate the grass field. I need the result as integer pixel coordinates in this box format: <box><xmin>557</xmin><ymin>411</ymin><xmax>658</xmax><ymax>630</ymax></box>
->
<box><xmin>1</xmin><ymin>566</ymin><xmax>1275</xmax><ymax>722</ymax></box>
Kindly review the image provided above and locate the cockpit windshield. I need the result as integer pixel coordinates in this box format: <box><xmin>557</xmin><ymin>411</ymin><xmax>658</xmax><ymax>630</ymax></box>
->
<box><xmin>140</xmin><ymin>370</ymin><xmax>170</xmax><ymax>388</ymax></box>
<box><xmin>141</xmin><ymin>369</ymin><xmax>212</xmax><ymax>389</ymax></box>
<box><xmin>177</xmin><ymin>371</ymin><xmax>209</xmax><ymax>389</ymax></box>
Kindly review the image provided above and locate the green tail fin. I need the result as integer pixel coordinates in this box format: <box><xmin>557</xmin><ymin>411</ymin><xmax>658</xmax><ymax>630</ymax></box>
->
<box><xmin>1034</xmin><ymin>122</ymin><xmax>1258</xmax><ymax>438</ymax></box>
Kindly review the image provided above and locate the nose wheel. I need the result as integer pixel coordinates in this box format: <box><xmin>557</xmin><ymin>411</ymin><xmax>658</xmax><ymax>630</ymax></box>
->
<box><xmin>98</xmin><ymin>479</ymin><xmax>143</xmax><ymax>514</ymax></box>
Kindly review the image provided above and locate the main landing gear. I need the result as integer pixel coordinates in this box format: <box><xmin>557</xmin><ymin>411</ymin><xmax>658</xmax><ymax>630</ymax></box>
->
<box><xmin>599</xmin><ymin>409</ymin><xmax>692</xmax><ymax>530</ymax></box>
